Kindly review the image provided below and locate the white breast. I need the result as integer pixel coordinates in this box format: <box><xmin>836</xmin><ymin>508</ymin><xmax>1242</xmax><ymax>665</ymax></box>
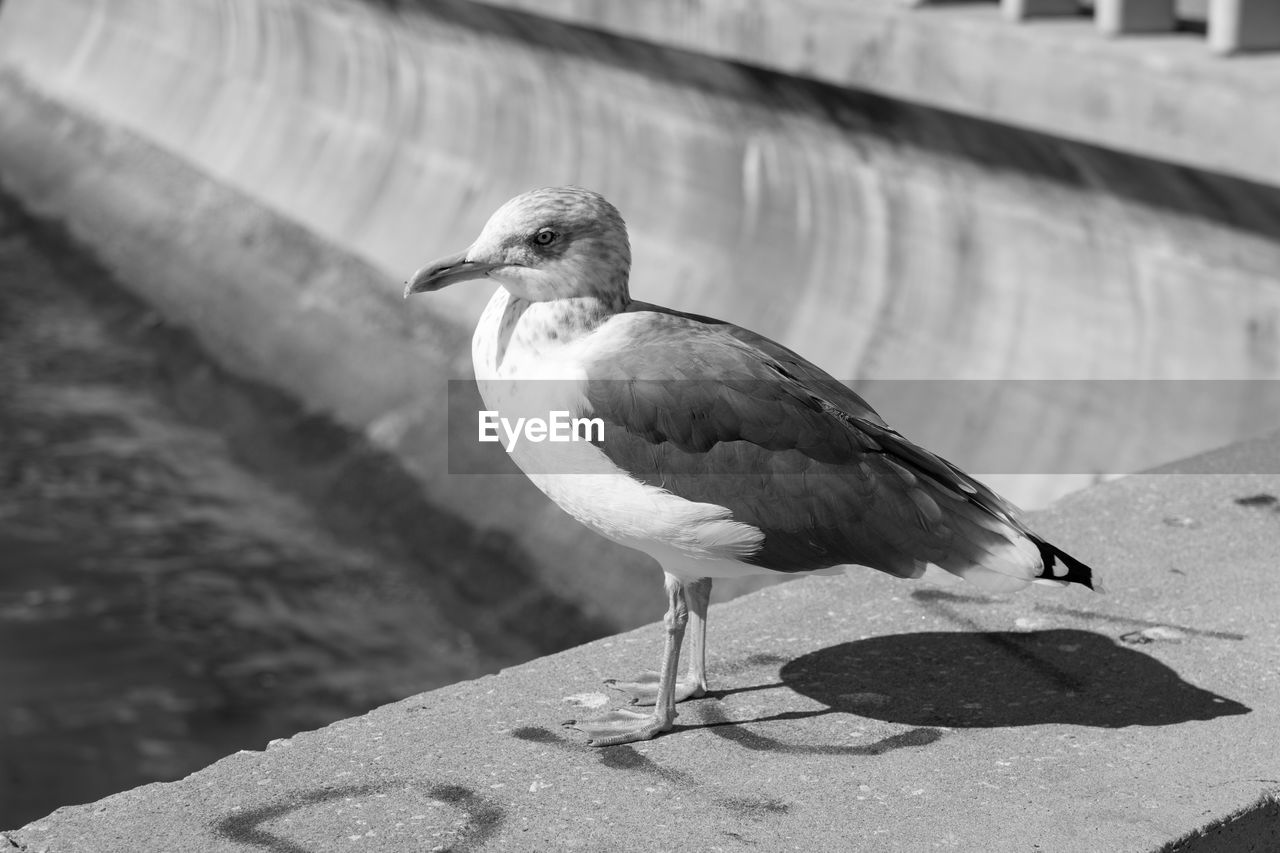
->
<box><xmin>469</xmin><ymin>288</ymin><xmax>765</xmax><ymax>577</ymax></box>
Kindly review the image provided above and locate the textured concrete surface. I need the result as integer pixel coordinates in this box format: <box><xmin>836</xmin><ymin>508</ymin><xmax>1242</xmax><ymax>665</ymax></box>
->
<box><xmin>3</xmin><ymin>0</ymin><xmax>1280</xmax><ymax>635</ymax></box>
<box><xmin>5</xmin><ymin>432</ymin><xmax>1279</xmax><ymax>851</ymax></box>
<box><xmin>2</xmin><ymin>3</ymin><xmax>1280</xmax><ymax>840</ymax></box>
<box><xmin>478</xmin><ymin>0</ymin><xmax>1280</xmax><ymax>186</ymax></box>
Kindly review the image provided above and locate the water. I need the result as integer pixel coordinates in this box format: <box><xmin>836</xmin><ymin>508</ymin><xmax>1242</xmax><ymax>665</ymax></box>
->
<box><xmin>0</xmin><ymin>191</ymin><xmax>605</xmax><ymax>828</ymax></box>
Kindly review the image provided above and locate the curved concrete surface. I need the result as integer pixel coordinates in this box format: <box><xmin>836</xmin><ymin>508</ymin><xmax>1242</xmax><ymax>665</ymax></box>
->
<box><xmin>2</xmin><ymin>0</ymin><xmax>1280</xmax><ymax>624</ymax></box>
<box><xmin>483</xmin><ymin>0</ymin><xmax>1280</xmax><ymax>186</ymax></box>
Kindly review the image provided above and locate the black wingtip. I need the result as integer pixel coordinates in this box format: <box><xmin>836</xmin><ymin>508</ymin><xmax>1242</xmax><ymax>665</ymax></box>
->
<box><xmin>1034</xmin><ymin>539</ymin><xmax>1099</xmax><ymax>591</ymax></box>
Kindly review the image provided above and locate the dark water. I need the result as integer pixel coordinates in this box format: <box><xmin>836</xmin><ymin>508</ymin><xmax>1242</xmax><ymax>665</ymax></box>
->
<box><xmin>0</xmin><ymin>191</ymin><xmax>607</xmax><ymax>828</ymax></box>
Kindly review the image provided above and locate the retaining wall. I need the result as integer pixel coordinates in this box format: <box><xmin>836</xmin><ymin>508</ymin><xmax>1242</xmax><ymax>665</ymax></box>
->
<box><xmin>1</xmin><ymin>0</ymin><xmax>1279</xmax><ymax>632</ymax></box>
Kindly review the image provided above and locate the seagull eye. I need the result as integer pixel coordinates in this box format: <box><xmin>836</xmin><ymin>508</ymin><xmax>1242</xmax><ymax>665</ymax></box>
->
<box><xmin>533</xmin><ymin>228</ymin><xmax>559</xmax><ymax>247</ymax></box>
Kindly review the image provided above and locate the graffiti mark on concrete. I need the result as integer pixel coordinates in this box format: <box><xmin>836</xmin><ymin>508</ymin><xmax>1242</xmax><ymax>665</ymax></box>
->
<box><xmin>213</xmin><ymin>780</ymin><xmax>503</xmax><ymax>852</ymax></box>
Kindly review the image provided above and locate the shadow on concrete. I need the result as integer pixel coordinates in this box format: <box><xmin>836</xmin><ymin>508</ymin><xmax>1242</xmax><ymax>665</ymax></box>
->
<box><xmin>523</xmin><ymin>629</ymin><xmax>1246</xmax><ymax>758</ymax></box>
<box><xmin>778</xmin><ymin>629</ymin><xmax>1250</xmax><ymax>729</ymax></box>
<box><xmin>212</xmin><ymin>781</ymin><xmax>502</xmax><ymax>853</ymax></box>
<box><xmin>693</xmin><ymin>703</ymin><xmax>945</xmax><ymax>756</ymax></box>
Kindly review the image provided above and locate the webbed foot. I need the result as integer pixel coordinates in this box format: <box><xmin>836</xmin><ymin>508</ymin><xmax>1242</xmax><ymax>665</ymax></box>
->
<box><xmin>563</xmin><ymin>707</ymin><xmax>675</xmax><ymax>746</ymax></box>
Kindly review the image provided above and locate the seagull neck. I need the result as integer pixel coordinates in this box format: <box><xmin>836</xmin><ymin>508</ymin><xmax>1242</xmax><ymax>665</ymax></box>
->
<box><xmin>511</xmin><ymin>293</ymin><xmax>629</xmax><ymax>340</ymax></box>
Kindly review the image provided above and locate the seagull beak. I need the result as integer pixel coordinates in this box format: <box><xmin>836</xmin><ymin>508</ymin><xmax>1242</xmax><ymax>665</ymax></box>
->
<box><xmin>404</xmin><ymin>250</ymin><xmax>502</xmax><ymax>297</ymax></box>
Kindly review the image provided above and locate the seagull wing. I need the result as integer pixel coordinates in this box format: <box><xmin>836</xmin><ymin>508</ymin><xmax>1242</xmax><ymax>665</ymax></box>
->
<box><xmin>582</xmin><ymin>304</ymin><xmax>1093</xmax><ymax>591</ymax></box>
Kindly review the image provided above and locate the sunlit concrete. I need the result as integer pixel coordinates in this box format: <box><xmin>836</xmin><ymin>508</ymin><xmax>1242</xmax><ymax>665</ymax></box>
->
<box><xmin>5</xmin><ymin>432</ymin><xmax>1279</xmax><ymax>850</ymax></box>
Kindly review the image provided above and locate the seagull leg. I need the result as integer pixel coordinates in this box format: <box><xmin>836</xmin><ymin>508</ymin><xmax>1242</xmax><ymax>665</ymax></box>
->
<box><xmin>683</xmin><ymin>577</ymin><xmax>712</xmax><ymax>697</ymax></box>
<box><xmin>602</xmin><ymin>576</ymin><xmax>711</xmax><ymax>705</ymax></box>
<box><xmin>568</xmin><ymin>572</ymin><xmax>690</xmax><ymax>746</ymax></box>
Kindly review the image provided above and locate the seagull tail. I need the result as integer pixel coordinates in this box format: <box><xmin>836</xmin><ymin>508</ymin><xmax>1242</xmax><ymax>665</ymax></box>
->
<box><xmin>1031</xmin><ymin>538</ymin><xmax>1101</xmax><ymax>592</ymax></box>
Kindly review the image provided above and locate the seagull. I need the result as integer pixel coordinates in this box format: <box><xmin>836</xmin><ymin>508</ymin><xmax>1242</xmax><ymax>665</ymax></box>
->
<box><xmin>405</xmin><ymin>186</ymin><xmax>1097</xmax><ymax>746</ymax></box>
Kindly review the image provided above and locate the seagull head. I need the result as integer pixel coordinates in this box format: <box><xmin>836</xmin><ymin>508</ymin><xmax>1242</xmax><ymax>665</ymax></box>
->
<box><xmin>405</xmin><ymin>186</ymin><xmax>631</xmax><ymax>305</ymax></box>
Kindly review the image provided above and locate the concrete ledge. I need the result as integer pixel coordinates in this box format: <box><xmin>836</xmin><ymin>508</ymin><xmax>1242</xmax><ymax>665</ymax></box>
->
<box><xmin>475</xmin><ymin>0</ymin><xmax>1280</xmax><ymax>187</ymax></box>
<box><xmin>6</xmin><ymin>434</ymin><xmax>1279</xmax><ymax>850</ymax></box>
<box><xmin>2</xmin><ymin>4</ymin><xmax>1279</xmax><ymax>844</ymax></box>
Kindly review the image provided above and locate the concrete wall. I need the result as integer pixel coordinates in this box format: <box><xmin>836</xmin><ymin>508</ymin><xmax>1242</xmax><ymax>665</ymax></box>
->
<box><xmin>2</xmin><ymin>0</ymin><xmax>1280</xmax><ymax>626</ymax></box>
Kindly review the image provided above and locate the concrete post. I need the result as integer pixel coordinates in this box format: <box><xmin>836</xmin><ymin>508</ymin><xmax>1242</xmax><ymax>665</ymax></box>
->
<box><xmin>1096</xmin><ymin>0</ymin><xmax>1177</xmax><ymax>35</ymax></box>
<box><xmin>1003</xmin><ymin>0</ymin><xmax>1080</xmax><ymax>21</ymax></box>
<box><xmin>1210</xmin><ymin>0</ymin><xmax>1280</xmax><ymax>53</ymax></box>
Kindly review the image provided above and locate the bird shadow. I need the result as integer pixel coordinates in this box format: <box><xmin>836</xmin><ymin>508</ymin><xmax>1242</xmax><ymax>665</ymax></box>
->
<box><xmin>770</xmin><ymin>628</ymin><xmax>1250</xmax><ymax>729</ymax></box>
